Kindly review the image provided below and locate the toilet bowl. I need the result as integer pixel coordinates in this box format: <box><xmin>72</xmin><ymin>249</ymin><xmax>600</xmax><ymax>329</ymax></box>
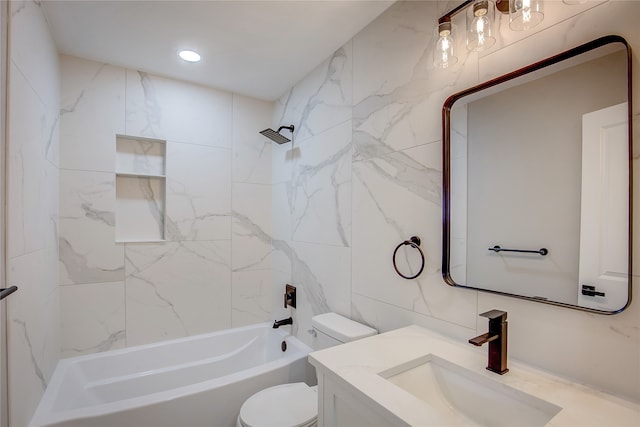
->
<box><xmin>236</xmin><ymin>383</ymin><xmax>318</xmax><ymax>427</ymax></box>
<box><xmin>236</xmin><ymin>313</ymin><xmax>376</xmax><ymax>427</ymax></box>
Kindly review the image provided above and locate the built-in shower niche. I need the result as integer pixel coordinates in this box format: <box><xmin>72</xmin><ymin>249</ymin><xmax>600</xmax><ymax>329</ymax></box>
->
<box><xmin>115</xmin><ymin>135</ymin><xmax>166</xmax><ymax>242</ymax></box>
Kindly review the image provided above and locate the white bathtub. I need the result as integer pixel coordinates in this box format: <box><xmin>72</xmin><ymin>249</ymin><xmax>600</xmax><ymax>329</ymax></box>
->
<box><xmin>30</xmin><ymin>323</ymin><xmax>312</xmax><ymax>427</ymax></box>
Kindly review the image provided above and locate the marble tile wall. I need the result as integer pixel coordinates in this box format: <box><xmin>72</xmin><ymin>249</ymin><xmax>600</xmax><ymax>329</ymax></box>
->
<box><xmin>6</xmin><ymin>1</ymin><xmax>60</xmax><ymax>426</ymax></box>
<box><xmin>231</xmin><ymin>95</ymin><xmax>275</xmax><ymax>327</ymax></box>
<box><xmin>59</xmin><ymin>57</ymin><xmax>273</xmax><ymax>355</ymax></box>
<box><xmin>271</xmin><ymin>43</ymin><xmax>355</xmax><ymax>341</ymax></box>
<box><xmin>274</xmin><ymin>0</ymin><xmax>640</xmax><ymax>401</ymax></box>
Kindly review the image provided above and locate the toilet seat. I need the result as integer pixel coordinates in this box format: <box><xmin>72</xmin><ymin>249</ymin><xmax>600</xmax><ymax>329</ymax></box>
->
<box><xmin>238</xmin><ymin>382</ymin><xmax>317</xmax><ymax>427</ymax></box>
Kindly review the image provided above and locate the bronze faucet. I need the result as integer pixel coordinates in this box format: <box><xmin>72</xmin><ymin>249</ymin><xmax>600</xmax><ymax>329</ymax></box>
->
<box><xmin>469</xmin><ymin>309</ymin><xmax>509</xmax><ymax>374</ymax></box>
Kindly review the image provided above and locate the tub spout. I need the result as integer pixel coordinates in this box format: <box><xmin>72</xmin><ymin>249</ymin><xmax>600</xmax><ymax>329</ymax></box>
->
<box><xmin>272</xmin><ymin>317</ymin><xmax>293</xmax><ymax>328</ymax></box>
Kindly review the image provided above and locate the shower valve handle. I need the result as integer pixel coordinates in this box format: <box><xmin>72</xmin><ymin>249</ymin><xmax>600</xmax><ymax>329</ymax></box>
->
<box><xmin>284</xmin><ymin>284</ymin><xmax>296</xmax><ymax>309</ymax></box>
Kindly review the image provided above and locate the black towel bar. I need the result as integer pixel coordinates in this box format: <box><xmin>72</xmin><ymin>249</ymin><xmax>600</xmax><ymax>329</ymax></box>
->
<box><xmin>0</xmin><ymin>286</ymin><xmax>18</xmax><ymax>301</ymax></box>
<box><xmin>488</xmin><ymin>245</ymin><xmax>548</xmax><ymax>256</ymax></box>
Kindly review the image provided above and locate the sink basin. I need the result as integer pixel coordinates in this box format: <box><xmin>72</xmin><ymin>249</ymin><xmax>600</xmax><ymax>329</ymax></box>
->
<box><xmin>379</xmin><ymin>354</ymin><xmax>562</xmax><ymax>427</ymax></box>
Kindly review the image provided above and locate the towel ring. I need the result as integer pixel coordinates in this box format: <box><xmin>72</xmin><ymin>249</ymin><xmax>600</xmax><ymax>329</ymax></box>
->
<box><xmin>393</xmin><ymin>236</ymin><xmax>425</xmax><ymax>280</ymax></box>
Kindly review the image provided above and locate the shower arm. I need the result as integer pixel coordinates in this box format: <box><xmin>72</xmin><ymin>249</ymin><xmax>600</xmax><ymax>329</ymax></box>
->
<box><xmin>277</xmin><ymin>125</ymin><xmax>294</xmax><ymax>134</ymax></box>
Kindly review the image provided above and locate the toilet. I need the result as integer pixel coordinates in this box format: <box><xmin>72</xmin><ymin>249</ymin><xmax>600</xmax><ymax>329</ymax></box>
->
<box><xmin>236</xmin><ymin>313</ymin><xmax>377</xmax><ymax>427</ymax></box>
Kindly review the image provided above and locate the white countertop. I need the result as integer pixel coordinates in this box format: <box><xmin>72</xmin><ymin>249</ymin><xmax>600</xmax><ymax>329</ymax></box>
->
<box><xmin>309</xmin><ymin>325</ymin><xmax>640</xmax><ymax>427</ymax></box>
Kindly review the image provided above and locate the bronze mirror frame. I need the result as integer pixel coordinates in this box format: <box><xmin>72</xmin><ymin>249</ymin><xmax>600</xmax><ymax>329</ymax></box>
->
<box><xmin>442</xmin><ymin>35</ymin><xmax>633</xmax><ymax>314</ymax></box>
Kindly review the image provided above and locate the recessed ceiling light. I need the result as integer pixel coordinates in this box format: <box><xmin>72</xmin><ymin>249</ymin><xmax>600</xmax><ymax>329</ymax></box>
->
<box><xmin>178</xmin><ymin>50</ymin><xmax>201</xmax><ymax>63</ymax></box>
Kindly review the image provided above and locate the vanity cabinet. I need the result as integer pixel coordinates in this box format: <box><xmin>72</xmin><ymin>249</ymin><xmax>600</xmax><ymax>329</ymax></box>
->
<box><xmin>316</xmin><ymin>371</ymin><xmax>405</xmax><ymax>427</ymax></box>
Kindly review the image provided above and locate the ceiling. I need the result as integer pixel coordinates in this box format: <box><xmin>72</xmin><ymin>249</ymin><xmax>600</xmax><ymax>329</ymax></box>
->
<box><xmin>41</xmin><ymin>0</ymin><xmax>395</xmax><ymax>101</ymax></box>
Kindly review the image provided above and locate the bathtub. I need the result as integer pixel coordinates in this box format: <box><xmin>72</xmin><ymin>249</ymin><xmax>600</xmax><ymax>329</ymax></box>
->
<box><xmin>30</xmin><ymin>323</ymin><xmax>312</xmax><ymax>427</ymax></box>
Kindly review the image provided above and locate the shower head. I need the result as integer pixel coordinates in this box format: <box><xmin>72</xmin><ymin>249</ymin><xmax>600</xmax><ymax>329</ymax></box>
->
<box><xmin>259</xmin><ymin>125</ymin><xmax>295</xmax><ymax>144</ymax></box>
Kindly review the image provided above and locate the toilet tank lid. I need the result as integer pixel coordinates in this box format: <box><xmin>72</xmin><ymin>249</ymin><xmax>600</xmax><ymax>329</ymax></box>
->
<box><xmin>311</xmin><ymin>313</ymin><xmax>377</xmax><ymax>343</ymax></box>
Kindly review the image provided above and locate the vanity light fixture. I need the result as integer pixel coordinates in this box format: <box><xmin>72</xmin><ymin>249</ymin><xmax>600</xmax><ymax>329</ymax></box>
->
<box><xmin>435</xmin><ymin>0</ymin><xmax>544</xmax><ymax>68</ymax></box>
<box><xmin>178</xmin><ymin>49</ymin><xmax>201</xmax><ymax>63</ymax></box>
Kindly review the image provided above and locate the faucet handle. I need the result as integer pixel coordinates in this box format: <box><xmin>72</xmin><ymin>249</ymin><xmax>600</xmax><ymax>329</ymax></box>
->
<box><xmin>479</xmin><ymin>309</ymin><xmax>507</xmax><ymax>321</ymax></box>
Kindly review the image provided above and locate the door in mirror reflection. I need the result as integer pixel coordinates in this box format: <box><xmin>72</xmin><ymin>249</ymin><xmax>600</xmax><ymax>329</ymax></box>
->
<box><xmin>578</xmin><ymin>103</ymin><xmax>629</xmax><ymax>311</ymax></box>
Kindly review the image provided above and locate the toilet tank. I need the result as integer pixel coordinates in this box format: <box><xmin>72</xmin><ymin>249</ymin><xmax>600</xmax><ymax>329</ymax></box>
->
<box><xmin>311</xmin><ymin>313</ymin><xmax>377</xmax><ymax>350</ymax></box>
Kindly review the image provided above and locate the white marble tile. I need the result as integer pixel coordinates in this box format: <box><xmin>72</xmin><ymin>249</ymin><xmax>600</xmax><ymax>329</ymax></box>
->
<box><xmin>351</xmin><ymin>293</ymin><xmax>476</xmax><ymax>343</ymax></box>
<box><xmin>115</xmin><ymin>175</ymin><xmax>165</xmax><ymax>242</ymax></box>
<box><xmin>8</xmin><ymin>250</ymin><xmax>60</xmax><ymax>381</ymax></box>
<box><xmin>233</xmin><ymin>183</ymin><xmax>272</xmax><ymax>238</ymax></box>
<box><xmin>165</xmin><ymin>142</ymin><xmax>231</xmax><ymax>241</ymax></box>
<box><xmin>7</xmin><ymin>250</ymin><xmax>60</xmax><ymax>427</ymax></box>
<box><xmin>291</xmin><ymin>121</ymin><xmax>352</xmax><ymax>247</ymax></box>
<box><xmin>271</xmin><ymin>134</ymin><xmax>296</xmax><ymax>185</ymax></box>
<box><xmin>44</xmin><ymin>160</ymin><xmax>60</xmax><ymax>252</ymax></box>
<box><xmin>125</xmin><ymin>241</ymin><xmax>232</xmax><ymax>346</ymax></box>
<box><xmin>352</xmin><ymin>1</ymin><xmax>439</xmax><ymax>105</ymax></box>
<box><xmin>271</xmin><ymin>182</ymin><xmax>293</xmax><ymax>242</ymax></box>
<box><xmin>8</xmin><ymin>63</ymin><xmax>54</xmax><ymax>258</ymax></box>
<box><xmin>125</xmin><ymin>70</ymin><xmax>233</xmax><ymax>148</ymax></box>
<box><xmin>9</xmin><ymin>0</ymin><xmax>60</xmax><ymax>112</ymax></box>
<box><xmin>45</xmin><ymin>103</ymin><xmax>60</xmax><ymax>168</ymax></box>
<box><xmin>271</xmin><ymin>244</ymin><xmax>293</xmax><ymax>286</ymax></box>
<box><xmin>115</xmin><ymin>136</ymin><xmax>166</xmax><ymax>176</ymax></box>
<box><xmin>232</xmin><ymin>270</ymin><xmax>272</xmax><ymax>327</ymax></box>
<box><xmin>293</xmin><ymin>241</ymin><xmax>351</xmax><ymax>314</ymax></box>
<box><xmin>232</xmin><ymin>231</ymin><xmax>273</xmax><ymax>273</ymax></box>
<box><xmin>232</xmin><ymin>183</ymin><xmax>275</xmax><ymax>326</ymax></box>
<box><xmin>60</xmin><ymin>282</ymin><xmax>126</xmax><ymax>358</ymax></box>
<box><xmin>232</xmin><ymin>94</ymin><xmax>273</xmax><ymax>184</ymax></box>
<box><xmin>233</xmin><ymin>182</ymin><xmax>272</xmax><ymax>270</ymax></box>
<box><xmin>351</xmin><ymin>0</ymin><xmax>477</xmax><ymax>161</ymax></box>
<box><xmin>58</xmin><ymin>170</ymin><xmax>125</xmax><ymax>285</ymax></box>
<box><xmin>273</xmin><ymin>42</ymin><xmax>353</xmax><ymax>143</ymax></box>
<box><xmin>6</xmin><ymin>5</ymin><xmax>60</xmax><ymax>426</ymax></box>
<box><xmin>59</xmin><ymin>55</ymin><xmax>125</xmax><ymax>172</ymax></box>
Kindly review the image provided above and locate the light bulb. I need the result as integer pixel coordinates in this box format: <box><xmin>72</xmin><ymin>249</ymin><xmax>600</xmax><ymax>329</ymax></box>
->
<box><xmin>509</xmin><ymin>0</ymin><xmax>544</xmax><ymax>31</ymax></box>
<box><xmin>434</xmin><ymin>21</ymin><xmax>458</xmax><ymax>68</ymax></box>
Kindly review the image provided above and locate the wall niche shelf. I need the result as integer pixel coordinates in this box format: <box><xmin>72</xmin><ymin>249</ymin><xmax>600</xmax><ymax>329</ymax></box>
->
<box><xmin>115</xmin><ymin>135</ymin><xmax>167</xmax><ymax>243</ymax></box>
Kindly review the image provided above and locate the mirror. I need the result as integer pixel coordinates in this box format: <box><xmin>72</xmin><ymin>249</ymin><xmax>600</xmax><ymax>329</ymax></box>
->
<box><xmin>442</xmin><ymin>36</ymin><xmax>632</xmax><ymax>314</ymax></box>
